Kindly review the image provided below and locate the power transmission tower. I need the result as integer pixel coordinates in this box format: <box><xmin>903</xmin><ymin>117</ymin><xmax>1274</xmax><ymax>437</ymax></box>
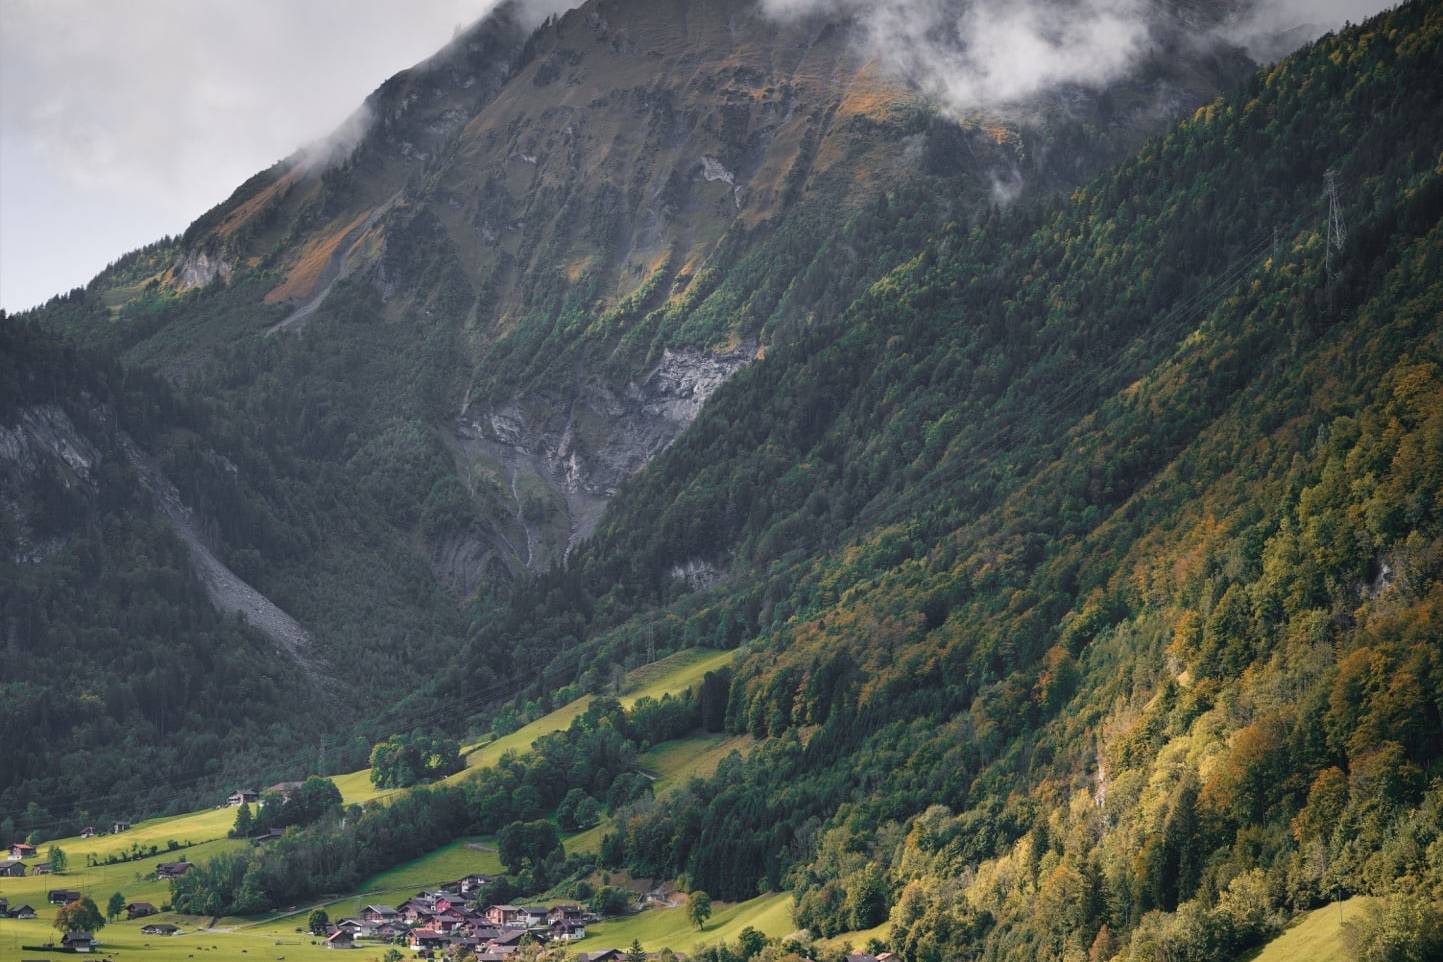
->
<box><xmin>646</xmin><ymin>626</ymin><xmax>656</xmax><ymax>665</ymax></box>
<box><xmin>1324</xmin><ymin>168</ymin><xmax>1347</xmax><ymax>281</ymax></box>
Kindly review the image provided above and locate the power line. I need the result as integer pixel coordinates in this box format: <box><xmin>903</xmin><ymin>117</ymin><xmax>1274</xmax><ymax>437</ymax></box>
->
<box><xmin>1325</xmin><ymin>168</ymin><xmax>1348</xmax><ymax>282</ymax></box>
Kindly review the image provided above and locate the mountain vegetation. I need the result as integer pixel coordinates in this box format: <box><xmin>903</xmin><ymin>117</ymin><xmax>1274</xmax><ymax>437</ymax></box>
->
<box><xmin>5</xmin><ymin>0</ymin><xmax>1443</xmax><ymax>960</ymax></box>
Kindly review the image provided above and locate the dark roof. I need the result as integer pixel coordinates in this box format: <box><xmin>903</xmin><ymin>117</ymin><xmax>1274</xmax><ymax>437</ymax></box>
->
<box><xmin>62</xmin><ymin>931</ymin><xmax>95</xmax><ymax>943</ymax></box>
<box><xmin>142</xmin><ymin>922</ymin><xmax>181</xmax><ymax>933</ymax></box>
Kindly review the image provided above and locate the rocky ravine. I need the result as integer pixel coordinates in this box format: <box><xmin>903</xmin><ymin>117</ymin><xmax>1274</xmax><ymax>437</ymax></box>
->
<box><xmin>446</xmin><ymin>341</ymin><xmax>758</xmax><ymax>578</ymax></box>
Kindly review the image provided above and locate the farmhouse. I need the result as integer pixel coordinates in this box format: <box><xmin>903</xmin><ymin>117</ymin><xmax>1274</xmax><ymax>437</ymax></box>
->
<box><xmin>126</xmin><ymin>901</ymin><xmax>158</xmax><ymax>919</ymax></box>
<box><xmin>409</xmin><ymin>927</ymin><xmax>449</xmax><ymax>951</ymax></box>
<box><xmin>48</xmin><ymin>888</ymin><xmax>81</xmax><ymax>905</ymax></box>
<box><xmin>156</xmin><ymin>860</ymin><xmax>192</xmax><ymax>879</ymax></box>
<box><xmin>30</xmin><ymin>862</ymin><xmax>51</xmax><ymax>875</ymax></box>
<box><xmin>0</xmin><ymin>860</ymin><xmax>25</xmax><ymax>877</ymax></box>
<box><xmin>548</xmin><ymin>904</ymin><xmax>585</xmax><ymax>924</ymax></box>
<box><xmin>9</xmin><ymin>842</ymin><xmax>36</xmax><ymax>859</ymax></box>
<box><xmin>9</xmin><ymin>903</ymin><xmax>36</xmax><ymax>918</ymax></box>
<box><xmin>62</xmin><ymin>931</ymin><xmax>96</xmax><ymax>952</ymax></box>
<box><xmin>79</xmin><ymin>826</ymin><xmax>96</xmax><ymax>838</ymax></box>
<box><xmin>551</xmin><ymin>920</ymin><xmax>588</xmax><ymax>941</ymax></box>
<box><xmin>326</xmin><ymin>928</ymin><xmax>355</xmax><ymax>949</ymax></box>
<box><xmin>267</xmin><ymin>780</ymin><xmax>305</xmax><ymax>799</ymax></box>
<box><xmin>455</xmin><ymin>873</ymin><xmax>494</xmax><ymax>896</ymax></box>
<box><xmin>111</xmin><ymin>819</ymin><xmax>131</xmax><ymax>833</ymax></box>
<box><xmin>141</xmin><ymin>922</ymin><xmax>180</xmax><ymax>935</ymax></box>
<box><xmin>361</xmin><ymin>904</ymin><xmax>398</xmax><ymax>923</ymax></box>
<box><xmin>484</xmin><ymin>904</ymin><xmax>530</xmax><ymax>927</ymax></box>
<box><xmin>583</xmin><ymin>949</ymin><xmax>625</xmax><ymax>962</ymax></box>
<box><xmin>227</xmin><ymin>788</ymin><xmax>259</xmax><ymax>806</ymax></box>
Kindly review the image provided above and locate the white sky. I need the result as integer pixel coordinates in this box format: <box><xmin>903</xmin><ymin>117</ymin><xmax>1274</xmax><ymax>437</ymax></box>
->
<box><xmin>0</xmin><ymin>0</ymin><xmax>1394</xmax><ymax>313</ymax></box>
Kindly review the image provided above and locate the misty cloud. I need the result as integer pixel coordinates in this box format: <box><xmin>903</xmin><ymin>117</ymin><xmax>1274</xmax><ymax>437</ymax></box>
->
<box><xmin>759</xmin><ymin>0</ymin><xmax>1396</xmax><ymax>117</ymax></box>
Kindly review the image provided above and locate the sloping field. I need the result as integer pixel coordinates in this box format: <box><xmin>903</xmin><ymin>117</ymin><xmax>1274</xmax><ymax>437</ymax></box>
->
<box><xmin>1244</xmin><ymin>897</ymin><xmax>1371</xmax><ymax>962</ymax></box>
<box><xmin>574</xmin><ymin>891</ymin><xmax>797</xmax><ymax>953</ymax></box>
<box><xmin>0</xmin><ymin>649</ymin><xmax>739</xmax><ymax>960</ymax></box>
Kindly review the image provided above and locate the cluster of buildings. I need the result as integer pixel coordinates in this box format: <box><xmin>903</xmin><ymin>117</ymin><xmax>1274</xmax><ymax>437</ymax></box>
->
<box><xmin>2</xmin><ymin>823</ymin><xmax>136</xmax><ymax>878</ymax></box>
<box><xmin>225</xmin><ymin>781</ymin><xmax>306</xmax><ymax>807</ymax></box>
<box><xmin>317</xmin><ymin>876</ymin><xmax>616</xmax><ymax>956</ymax></box>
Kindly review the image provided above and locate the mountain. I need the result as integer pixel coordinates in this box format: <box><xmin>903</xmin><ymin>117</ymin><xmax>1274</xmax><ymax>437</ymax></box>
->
<box><xmin>5</xmin><ymin>0</ymin><xmax>1248</xmax><ymax>818</ymax></box>
<box><xmin>8</xmin><ymin>0</ymin><xmax>1443</xmax><ymax>959</ymax></box>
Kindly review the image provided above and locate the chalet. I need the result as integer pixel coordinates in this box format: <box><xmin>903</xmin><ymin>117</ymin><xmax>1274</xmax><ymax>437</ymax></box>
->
<box><xmin>361</xmin><ymin>904</ymin><xmax>398</xmax><ymax>923</ymax></box>
<box><xmin>267</xmin><ymin>780</ymin><xmax>305</xmax><ymax>800</ymax></box>
<box><xmin>484</xmin><ymin>904</ymin><xmax>526</xmax><ymax>927</ymax></box>
<box><xmin>409</xmin><ymin>928</ymin><xmax>449</xmax><ymax>951</ymax></box>
<box><xmin>9</xmin><ymin>903</ymin><xmax>37</xmax><ymax>919</ymax></box>
<box><xmin>112</xmin><ymin>820</ymin><xmax>131</xmax><ymax>833</ymax></box>
<box><xmin>521</xmin><ymin>906</ymin><xmax>548</xmax><ymax>927</ymax></box>
<box><xmin>9</xmin><ymin>842</ymin><xmax>36</xmax><ymax>859</ymax></box>
<box><xmin>489</xmin><ymin>929</ymin><xmax>531</xmax><ymax>948</ymax></box>
<box><xmin>79</xmin><ymin>826</ymin><xmax>96</xmax><ymax>838</ymax></box>
<box><xmin>550</xmin><ymin>921</ymin><xmax>588</xmax><ymax>941</ymax></box>
<box><xmin>440</xmin><ymin>911</ymin><xmax>474</xmax><ymax>932</ymax></box>
<box><xmin>62</xmin><ymin>931</ymin><xmax>96</xmax><ymax>952</ymax></box>
<box><xmin>548</xmin><ymin>904</ymin><xmax>585</xmax><ymax>924</ymax></box>
<box><xmin>30</xmin><ymin>862</ymin><xmax>52</xmax><ymax>875</ymax></box>
<box><xmin>126</xmin><ymin>901</ymin><xmax>158</xmax><ymax>919</ymax></box>
<box><xmin>433</xmin><ymin>894</ymin><xmax>465</xmax><ymax>914</ymax></box>
<box><xmin>583</xmin><ymin>949</ymin><xmax>625</xmax><ymax>962</ymax></box>
<box><xmin>253</xmin><ymin>828</ymin><xmax>285</xmax><ymax>844</ymax></box>
<box><xmin>156</xmin><ymin>860</ymin><xmax>192</xmax><ymax>879</ymax></box>
<box><xmin>0</xmin><ymin>860</ymin><xmax>26</xmax><ymax>877</ymax></box>
<box><xmin>374</xmin><ymin>920</ymin><xmax>407</xmax><ymax>939</ymax></box>
<box><xmin>48</xmin><ymin>889</ymin><xmax>82</xmax><ymax>905</ymax></box>
<box><xmin>141</xmin><ymin>922</ymin><xmax>181</xmax><ymax>935</ymax></box>
<box><xmin>456</xmin><ymin>873</ymin><xmax>494</xmax><ymax>896</ymax></box>
<box><xmin>326</xmin><ymin>929</ymin><xmax>355</xmax><ymax>950</ymax></box>
<box><xmin>227</xmin><ymin>789</ymin><xmax>259</xmax><ymax>806</ymax></box>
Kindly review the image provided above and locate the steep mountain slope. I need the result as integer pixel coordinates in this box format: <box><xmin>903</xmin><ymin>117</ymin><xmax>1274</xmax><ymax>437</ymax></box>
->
<box><xmin>47</xmin><ymin>0</ymin><xmax>1247</xmax><ymax>576</ymax></box>
<box><xmin>7</xmin><ymin>0</ymin><xmax>1252</xmax><ymax>826</ymax></box>
<box><xmin>0</xmin><ymin>321</ymin><xmax>331</xmax><ymax>826</ymax></box>
<box><xmin>409</xmin><ymin>2</ymin><xmax>1441</xmax><ymax>958</ymax></box>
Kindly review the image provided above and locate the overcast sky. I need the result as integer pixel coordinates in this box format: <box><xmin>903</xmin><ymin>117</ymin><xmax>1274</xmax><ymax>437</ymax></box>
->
<box><xmin>0</xmin><ymin>0</ymin><xmax>1394</xmax><ymax>313</ymax></box>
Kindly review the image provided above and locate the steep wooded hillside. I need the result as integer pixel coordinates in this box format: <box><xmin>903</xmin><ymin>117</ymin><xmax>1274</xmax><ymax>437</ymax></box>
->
<box><xmin>420</xmin><ymin>3</ymin><xmax>1443</xmax><ymax>959</ymax></box>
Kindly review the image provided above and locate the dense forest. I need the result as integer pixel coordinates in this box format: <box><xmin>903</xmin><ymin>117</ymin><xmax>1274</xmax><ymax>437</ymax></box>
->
<box><xmin>0</xmin><ymin>319</ymin><xmax>333</xmax><ymax>832</ymax></box>
<box><xmin>6</xmin><ymin>0</ymin><xmax>1443</xmax><ymax>959</ymax></box>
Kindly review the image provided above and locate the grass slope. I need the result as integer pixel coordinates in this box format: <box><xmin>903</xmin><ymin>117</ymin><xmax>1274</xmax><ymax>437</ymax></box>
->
<box><xmin>574</xmin><ymin>891</ymin><xmax>796</xmax><ymax>952</ymax></box>
<box><xmin>1243</xmin><ymin>898</ymin><xmax>1371</xmax><ymax>962</ymax></box>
